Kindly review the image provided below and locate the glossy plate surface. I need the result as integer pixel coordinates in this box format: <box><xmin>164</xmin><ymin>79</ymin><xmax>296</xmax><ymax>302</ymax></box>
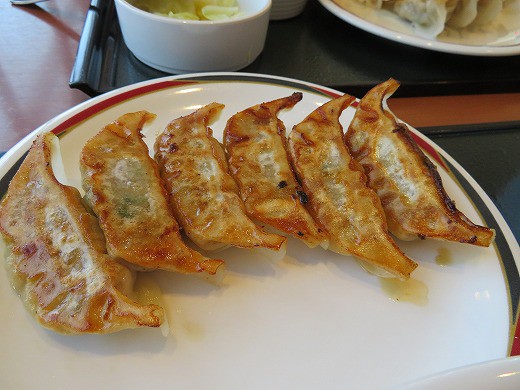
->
<box><xmin>402</xmin><ymin>356</ymin><xmax>520</xmax><ymax>389</ymax></box>
<box><xmin>318</xmin><ymin>0</ymin><xmax>520</xmax><ymax>56</ymax></box>
<box><xmin>0</xmin><ymin>73</ymin><xmax>518</xmax><ymax>388</ymax></box>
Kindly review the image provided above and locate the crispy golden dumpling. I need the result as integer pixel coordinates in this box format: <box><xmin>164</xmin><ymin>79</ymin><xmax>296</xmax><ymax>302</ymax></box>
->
<box><xmin>288</xmin><ymin>94</ymin><xmax>418</xmax><ymax>280</ymax></box>
<box><xmin>155</xmin><ymin>103</ymin><xmax>287</xmax><ymax>252</ymax></box>
<box><xmin>0</xmin><ymin>133</ymin><xmax>164</xmax><ymax>334</ymax></box>
<box><xmin>224</xmin><ymin>93</ymin><xmax>328</xmax><ymax>248</ymax></box>
<box><xmin>80</xmin><ymin>111</ymin><xmax>224</xmax><ymax>275</ymax></box>
<box><xmin>345</xmin><ymin>79</ymin><xmax>495</xmax><ymax>247</ymax></box>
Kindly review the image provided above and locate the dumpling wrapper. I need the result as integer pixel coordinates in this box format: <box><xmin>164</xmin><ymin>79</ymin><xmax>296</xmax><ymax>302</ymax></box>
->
<box><xmin>345</xmin><ymin>78</ymin><xmax>495</xmax><ymax>247</ymax></box>
<box><xmin>288</xmin><ymin>94</ymin><xmax>418</xmax><ymax>280</ymax></box>
<box><xmin>224</xmin><ymin>93</ymin><xmax>328</xmax><ymax>248</ymax></box>
<box><xmin>154</xmin><ymin>103</ymin><xmax>287</xmax><ymax>253</ymax></box>
<box><xmin>472</xmin><ymin>0</ymin><xmax>503</xmax><ymax>26</ymax></box>
<box><xmin>80</xmin><ymin>111</ymin><xmax>224</xmax><ymax>275</ymax></box>
<box><xmin>391</xmin><ymin>0</ymin><xmax>449</xmax><ymax>38</ymax></box>
<box><xmin>446</xmin><ymin>0</ymin><xmax>478</xmax><ymax>28</ymax></box>
<box><xmin>0</xmin><ymin>133</ymin><xmax>164</xmax><ymax>334</ymax></box>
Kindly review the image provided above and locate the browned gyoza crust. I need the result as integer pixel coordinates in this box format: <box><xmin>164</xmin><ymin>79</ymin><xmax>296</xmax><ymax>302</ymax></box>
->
<box><xmin>224</xmin><ymin>93</ymin><xmax>328</xmax><ymax>248</ymax></box>
<box><xmin>80</xmin><ymin>111</ymin><xmax>224</xmax><ymax>275</ymax></box>
<box><xmin>345</xmin><ymin>79</ymin><xmax>495</xmax><ymax>247</ymax></box>
<box><xmin>154</xmin><ymin>103</ymin><xmax>287</xmax><ymax>252</ymax></box>
<box><xmin>0</xmin><ymin>133</ymin><xmax>164</xmax><ymax>334</ymax></box>
<box><xmin>288</xmin><ymin>94</ymin><xmax>417</xmax><ymax>280</ymax></box>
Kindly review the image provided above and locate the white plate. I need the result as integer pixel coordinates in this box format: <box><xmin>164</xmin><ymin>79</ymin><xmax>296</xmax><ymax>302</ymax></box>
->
<box><xmin>0</xmin><ymin>73</ymin><xmax>519</xmax><ymax>389</ymax></box>
<box><xmin>318</xmin><ymin>0</ymin><xmax>520</xmax><ymax>56</ymax></box>
<box><xmin>401</xmin><ymin>356</ymin><xmax>520</xmax><ymax>389</ymax></box>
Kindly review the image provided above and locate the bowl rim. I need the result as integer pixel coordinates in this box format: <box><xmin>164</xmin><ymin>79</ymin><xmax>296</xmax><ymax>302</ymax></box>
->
<box><xmin>115</xmin><ymin>0</ymin><xmax>272</xmax><ymax>25</ymax></box>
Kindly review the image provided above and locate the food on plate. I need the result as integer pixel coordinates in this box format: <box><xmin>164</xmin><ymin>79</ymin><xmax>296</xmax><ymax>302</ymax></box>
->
<box><xmin>391</xmin><ymin>0</ymin><xmax>450</xmax><ymax>37</ymax></box>
<box><xmin>129</xmin><ymin>0</ymin><xmax>240</xmax><ymax>20</ymax></box>
<box><xmin>389</xmin><ymin>0</ymin><xmax>495</xmax><ymax>36</ymax></box>
<box><xmin>332</xmin><ymin>0</ymin><xmax>512</xmax><ymax>39</ymax></box>
<box><xmin>224</xmin><ymin>93</ymin><xmax>329</xmax><ymax>248</ymax></box>
<box><xmin>288</xmin><ymin>94</ymin><xmax>418</xmax><ymax>280</ymax></box>
<box><xmin>445</xmin><ymin>0</ymin><xmax>479</xmax><ymax>28</ymax></box>
<box><xmin>345</xmin><ymin>78</ymin><xmax>495</xmax><ymax>246</ymax></box>
<box><xmin>154</xmin><ymin>103</ymin><xmax>287</xmax><ymax>254</ymax></box>
<box><xmin>0</xmin><ymin>80</ymin><xmax>502</xmax><ymax>337</ymax></box>
<box><xmin>80</xmin><ymin>111</ymin><xmax>224</xmax><ymax>275</ymax></box>
<box><xmin>0</xmin><ymin>133</ymin><xmax>164</xmax><ymax>334</ymax></box>
<box><xmin>445</xmin><ymin>0</ymin><xmax>505</xmax><ymax>28</ymax></box>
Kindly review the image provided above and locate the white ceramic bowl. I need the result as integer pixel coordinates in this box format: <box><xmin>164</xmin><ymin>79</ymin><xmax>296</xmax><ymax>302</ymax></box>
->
<box><xmin>270</xmin><ymin>0</ymin><xmax>307</xmax><ymax>20</ymax></box>
<box><xmin>114</xmin><ymin>0</ymin><xmax>272</xmax><ymax>74</ymax></box>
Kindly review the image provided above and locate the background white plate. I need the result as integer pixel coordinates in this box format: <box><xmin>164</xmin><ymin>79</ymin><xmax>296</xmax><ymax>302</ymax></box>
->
<box><xmin>318</xmin><ymin>0</ymin><xmax>520</xmax><ymax>56</ymax></box>
<box><xmin>0</xmin><ymin>73</ymin><xmax>518</xmax><ymax>389</ymax></box>
<box><xmin>402</xmin><ymin>356</ymin><xmax>520</xmax><ymax>389</ymax></box>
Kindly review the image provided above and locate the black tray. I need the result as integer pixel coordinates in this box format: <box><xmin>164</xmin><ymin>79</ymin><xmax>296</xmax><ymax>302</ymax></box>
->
<box><xmin>70</xmin><ymin>0</ymin><xmax>520</xmax><ymax>98</ymax></box>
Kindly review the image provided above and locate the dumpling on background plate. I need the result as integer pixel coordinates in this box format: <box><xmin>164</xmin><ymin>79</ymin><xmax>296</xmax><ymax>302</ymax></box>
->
<box><xmin>0</xmin><ymin>133</ymin><xmax>164</xmax><ymax>334</ymax></box>
<box><xmin>80</xmin><ymin>111</ymin><xmax>224</xmax><ymax>276</ymax></box>
<box><xmin>391</xmin><ymin>0</ymin><xmax>450</xmax><ymax>37</ymax></box>
<box><xmin>445</xmin><ymin>0</ymin><xmax>479</xmax><ymax>28</ymax></box>
<box><xmin>333</xmin><ymin>0</ymin><xmax>508</xmax><ymax>39</ymax></box>
<box><xmin>470</xmin><ymin>0</ymin><xmax>503</xmax><ymax>26</ymax></box>
<box><xmin>224</xmin><ymin>93</ymin><xmax>328</xmax><ymax>249</ymax></box>
<box><xmin>155</xmin><ymin>103</ymin><xmax>287</xmax><ymax>256</ymax></box>
<box><xmin>288</xmin><ymin>94</ymin><xmax>418</xmax><ymax>280</ymax></box>
<box><xmin>345</xmin><ymin>78</ymin><xmax>495</xmax><ymax>247</ymax></box>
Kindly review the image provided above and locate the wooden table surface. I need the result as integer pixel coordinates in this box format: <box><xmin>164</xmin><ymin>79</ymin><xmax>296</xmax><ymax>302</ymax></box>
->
<box><xmin>2</xmin><ymin>0</ymin><xmax>520</xmax><ymax>152</ymax></box>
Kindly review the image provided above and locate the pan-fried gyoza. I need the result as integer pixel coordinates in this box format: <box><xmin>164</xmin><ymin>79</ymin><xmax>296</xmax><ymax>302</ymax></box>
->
<box><xmin>224</xmin><ymin>93</ymin><xmax>328</xmax><ymax>248</ymax></box>
<box><xmin>0</xmin><ymin>82</ymin><xmax>500</xmax><ymax>338</ymax></box>
<box><xmin>155</xmin><ymin>103</ymin><xmax>287</xmax><ymax>254</ymax></box>
<box><xmin>288</xmin><ymin>94</ymin><xmax>418</xmax><ymax>280</ymax></box>
<box><xmin>345</xmin><ymin>79</ymin><xmax>495</xmax><ymax>247</ymax></box>
<box><xmin>80</xmin><ymin>111</ymin><xmax>224</xmax><ymax>275</ymax></box>
<box><xmin>0</xmin><ymin>133</ymin><xmax>164</xmax><ymax>334</ymax></box>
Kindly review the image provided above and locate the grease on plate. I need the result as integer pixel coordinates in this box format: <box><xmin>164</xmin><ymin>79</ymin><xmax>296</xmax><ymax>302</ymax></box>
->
<box><xmin>380</xmin><ymin>277</ymin><xmax>429</xmax><ymax>305</ymax></box>
<box><xmin>435</xmin><ymin>247</ymin><xmax>453</xmax><ymax>266</ymax></box>
<box><xmin>182</xmin><ymin>321</ymin><xmax>206</xmax><ymax>340</ymax></box>
<box><xmin>134</xmin><ymin>274</ymin><xmax>170</xmax><ymax>336</ymax></box>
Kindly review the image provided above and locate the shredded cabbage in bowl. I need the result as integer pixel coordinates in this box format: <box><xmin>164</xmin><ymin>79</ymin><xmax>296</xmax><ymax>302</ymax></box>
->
<box><xmin>129</xmin><ymin>0</ymin><xmax>240</xmax><ymax>21</ymax></box>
